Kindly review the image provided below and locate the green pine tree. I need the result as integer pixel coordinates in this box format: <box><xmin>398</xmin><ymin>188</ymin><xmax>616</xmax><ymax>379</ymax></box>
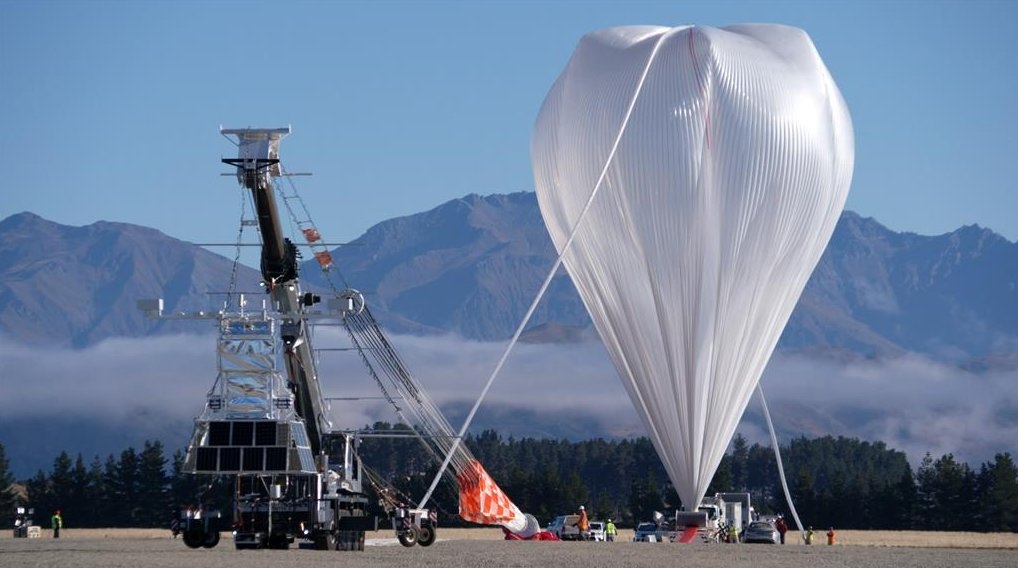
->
<box><xmin>49</xmin><ymin>451</ymin><xmax>74</xmax><ymax>525</ymax></box>
<box><xmin>138</xmin><ymin>441</ymin><xmax>170</xmax><ymax>528</ymax></box>
<box><xmin>979</xmin><ymin>453</ymin><xmax>1018</xmax><ymax>531</ymax></box>
<box><xmin>109</xmin><ymin>448</ymin><xmax>140</xmax><ymax>526</ymax></box>
<box><xmin>0</xmin><ymin>442</ymin><xmax>17</xmax><ymax>525</ymax></box>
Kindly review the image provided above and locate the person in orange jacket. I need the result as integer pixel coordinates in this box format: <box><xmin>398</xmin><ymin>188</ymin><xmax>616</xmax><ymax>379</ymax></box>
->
<box><xmin>827</xmin><ymin>526</ymin><xmax>836</xmax><ymax>545</ymax></box>
<box><xmin>576</xmin><ymin>506</ymin><xmax>590</xmax><ymax>540</ymax></box>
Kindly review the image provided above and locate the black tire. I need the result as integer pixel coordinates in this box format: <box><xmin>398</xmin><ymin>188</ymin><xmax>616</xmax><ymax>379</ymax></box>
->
<box><xmin>339</xmin><ymin>530</ymin><xmax>358</xmax><ymax>551</ymax></box>
<box><xmin>235</xmin><ymin>539</ymin><xmax>264</xmax><ymax>550</ymax></box>
<box><xmin>202</xmin><ymin>530</ymin><xmax>220</xmax><ymax>548</ymax></box>
<box><xmin>267</xmin><ymin>534</ymin><xmax>290</xmax><ymax>550</ymax></box>
<box><xmin>398</xmin><ymin>527</ymin><xmax>419</xmax><ymax>548</ymax></box>
<box><xmin>182</xmin><ymin>529</ymin><xmax>205</xmax><ymax>549</ymax></box>
<box><xmin>331</xmin><ymin>529</ymin><xmax>366</xmax><ymax>552</ymax></box>
<box><xmin>315</xmin><ymin>532</ymin><xmax>337</xmax><ymax>550</ymax></box>
<box><xmin>417</xmin><ymin>525</ymin><xmax>436</xmax><ymax>547</ymax></box>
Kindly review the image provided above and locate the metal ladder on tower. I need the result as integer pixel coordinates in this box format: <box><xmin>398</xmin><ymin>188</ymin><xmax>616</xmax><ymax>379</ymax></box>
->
<box><xmin>274</xmin><ymin>168</ymin><xmax>335</xmax><ymax>271</ymax></box>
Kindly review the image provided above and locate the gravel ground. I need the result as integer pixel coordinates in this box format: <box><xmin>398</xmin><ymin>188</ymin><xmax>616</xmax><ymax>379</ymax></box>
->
<box><xmin>2</xmin><ymin>531</ymin><xmax>1017</xmax><ymax>568</ymax></box>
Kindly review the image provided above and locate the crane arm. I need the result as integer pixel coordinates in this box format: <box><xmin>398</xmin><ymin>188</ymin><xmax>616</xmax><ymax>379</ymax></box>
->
<box><xmin>221</xmin><ymin>127</ymin><xmax>329</xmax><ymax>455</ymax></box>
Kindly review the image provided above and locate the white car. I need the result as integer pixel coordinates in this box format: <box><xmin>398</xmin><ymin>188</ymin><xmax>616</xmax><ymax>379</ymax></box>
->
<box><xmin>633</xmin><ymin>521</ymin><xmax>669</xmax><ymax>542</ymax></box>
<box><xmin>587</xmin><ymin>521</ymin><xmax>606</xmax><ymax>541</ymax></box>
<box><xmin>743</xmin><ymin>521</ymin><xmax>780</xmax><ymax>544</ymax></box>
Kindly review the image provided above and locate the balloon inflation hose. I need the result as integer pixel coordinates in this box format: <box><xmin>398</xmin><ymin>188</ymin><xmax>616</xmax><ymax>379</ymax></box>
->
<box><xmin>758</xmin><ymin>383</ymin><xmax>806</xmax><ymax>538</ymax></box>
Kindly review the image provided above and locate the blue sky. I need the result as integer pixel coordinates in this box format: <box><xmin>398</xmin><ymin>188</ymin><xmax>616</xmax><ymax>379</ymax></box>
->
<box><xmin>2</xmin><ymin>0</ymin><xmax>1016</xmax><ymax>246</ymax></box>
<box><xmin>2</xmin><ymin>0</ymin><xmax>1017</xmax><ymax>477</ymax></box>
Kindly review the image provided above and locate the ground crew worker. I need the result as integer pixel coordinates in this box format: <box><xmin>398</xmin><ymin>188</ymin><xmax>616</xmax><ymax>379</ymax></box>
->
<box><xmin>728</xmin><ymin>522</ymin><xmax>739</xmax><ymax>543</ymax></box>
<box><xmin>577</xmin><ymin>506</ymin><xmax>590</xmax><ymax>540</ymax></box>
<box><xmin>775</xmin><ymin>515</ymin><xmax>788</xmax><ymax>544</ymax></box>
<box><xmin>805</xmin><ymin>526</ymin><xmax>814</xmax><ymax>545</ymax></box>
<box><xmin>827</xmin><ymin>526</ymin><xmax>836</xmax><ymax>545</ymax></box>
<box><xmin>51</xmin><ymin>510</ymin><xmax>63</xmax><ymax>538</ymax></box>
<box><xmin>605</xmin><ymin>519</ymin><xmax>617</xmax><ymax>542</ymax></box>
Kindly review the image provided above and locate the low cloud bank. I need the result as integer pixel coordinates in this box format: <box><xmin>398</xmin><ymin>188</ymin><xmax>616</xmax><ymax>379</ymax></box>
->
<box><xmin>2</xmin><ymin>333</ymin><xmax>1014</xmax><ymax>468</ymax></box>
<box><xmin>757</xmin><ymin>353</ymin><xmax>1018</xmax><ymax>465</ymax></box>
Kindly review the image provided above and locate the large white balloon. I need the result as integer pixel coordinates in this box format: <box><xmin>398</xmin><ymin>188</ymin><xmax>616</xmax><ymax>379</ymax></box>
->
<box><xmin>532</xmin><ymin>24</ymin><xmax>853</xmax><ymax>510</ymax></box>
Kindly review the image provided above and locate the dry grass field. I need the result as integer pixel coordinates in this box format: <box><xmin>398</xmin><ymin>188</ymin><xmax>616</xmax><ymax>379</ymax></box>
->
<box><xmin>2</xmin><ymin>527</ymin><xmax>1016</xmax><ymax>568</ymax></box>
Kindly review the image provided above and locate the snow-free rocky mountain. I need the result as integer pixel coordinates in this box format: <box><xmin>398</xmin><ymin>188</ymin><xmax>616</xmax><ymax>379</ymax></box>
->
<box><xmin>0</xmin><ymin>212</ymin><xmax>261</xmax><ymax>347</ymax></box>
<box><xmin>3</xmin><ymin>193</ymin><xmax>1016</xmax><ymax>365</ymax></box>
<box><xmin>3</xmin><ymin>195</ymin><xmax>1017</xmax><ymax>477</ymax></box>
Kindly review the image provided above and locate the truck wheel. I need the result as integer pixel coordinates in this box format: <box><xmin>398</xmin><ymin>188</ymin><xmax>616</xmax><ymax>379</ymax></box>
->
<box><xmin>235</xmin><ymin>542</ymin><xmax>262</xmax><ymax>550</ymax></box>
<box><xmin>202</xmin><ymin>531</ymin><xmax>220</xmax><ymax>548</ymax></box>
<box><xmin>417</xmin><ymin>525</ymin><xmax>436</xmax><ymax>547</ymax></box>
<box><xmin>315</xmin><ymin>532</ymin><xmax>337</xmax><ymax>550</ymax></box>
<box><xmin>267</xmin><ymin>534</ymin><xmax>289</xmax><ymax>550</ymax></box>
<box><xmin>398</xmin><ymin>527</ymin><xmax>419</xmax><ymax>548</ymax></box>
<box><xmin>182</xmin><ymin>529</ymin><xmax>205</xmax><ymax>549</ymax></box>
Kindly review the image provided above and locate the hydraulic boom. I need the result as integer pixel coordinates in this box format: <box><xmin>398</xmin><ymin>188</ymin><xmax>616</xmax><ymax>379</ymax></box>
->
<box><xmin>220</xmin><ymin>127</ymin><xmax>328</xmax><ymax>456</ymax></box>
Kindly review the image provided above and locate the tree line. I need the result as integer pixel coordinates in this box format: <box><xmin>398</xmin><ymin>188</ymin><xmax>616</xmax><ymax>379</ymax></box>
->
<box><xmin>2</xmin><ymin>428</ymin><xmax>1016</xmax><ymax>532</ymax></box>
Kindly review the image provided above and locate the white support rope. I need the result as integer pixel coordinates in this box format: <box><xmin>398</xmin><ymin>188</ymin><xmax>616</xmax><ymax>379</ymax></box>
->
<box><xmin>418</xmin><ymin>28</ymin><xmax>679</xmax><ymax>510</ymax></box>
<box><xmin>757</xmin><ymin>383</ymin><xmax>805</xmax><ymax>539</ymax></box>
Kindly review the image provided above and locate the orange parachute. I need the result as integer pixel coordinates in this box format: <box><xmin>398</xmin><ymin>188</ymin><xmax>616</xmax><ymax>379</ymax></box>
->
<box><xmin>456</xmin><ymin>459</ymin><xmax>522</xmax><ymax>526</ymax></box>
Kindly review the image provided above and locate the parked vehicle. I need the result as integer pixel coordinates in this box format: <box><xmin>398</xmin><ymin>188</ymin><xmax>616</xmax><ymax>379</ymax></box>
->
<box><xmin>547</xmin><ymin>515</ymin><xmax>582</xmax><ymax>540</ymax></box>
<box><xmin>587</xmin><ymin>521</ymin><xmax>606</xmax><ymax>541</ymax></box>
<box><xmin>715</xmin><ymin>492</ymin><xmax>755</xmax><ymax>532</ymax></box>
<box><xmin>633</xmin><ymin>521</ymin><xmax>670</xmax><ymax>542</ymax></box>
<box><xmin>672</xmin><ymin>492</ymin><xmax>753</xmax><ymax>543</ymax></box>
<box><xmin>743</xmin><ymin>520</ymin><xmax>780</xmax><ymax>544</ymax></box>
<box><xmin>12</xmin><ymin>507</ymin><xmax>35</xmax><ymax>538</ymax></box>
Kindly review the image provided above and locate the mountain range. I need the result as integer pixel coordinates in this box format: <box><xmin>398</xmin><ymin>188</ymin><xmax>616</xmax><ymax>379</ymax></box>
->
<box><xmin>2</xmin><ymin>194</ymin><xmax>1016</xmax><ymax>477</ymax></box>
<box><xmin>4</xmin><ymin>192</ymin><xmax>1015</xmax><ymax>364</ymax></box>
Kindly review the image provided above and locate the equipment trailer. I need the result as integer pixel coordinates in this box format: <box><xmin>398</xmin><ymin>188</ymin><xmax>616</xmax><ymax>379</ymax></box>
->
<box><xmin>142</xmin><ymin>128</ymin><xmax>434</xmax><ymax>550</ymax></box>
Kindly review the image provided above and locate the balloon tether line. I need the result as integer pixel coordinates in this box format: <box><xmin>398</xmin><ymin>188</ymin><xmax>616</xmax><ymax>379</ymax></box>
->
<box><xmin>757</xmin><ymin>383</ymin><xmax>806</xmax><ymax>539</ymax></box>
<box><xmin>417</xmin><ymin>28</ymin><xmax>679</xmax><ymax>511</ymax></box>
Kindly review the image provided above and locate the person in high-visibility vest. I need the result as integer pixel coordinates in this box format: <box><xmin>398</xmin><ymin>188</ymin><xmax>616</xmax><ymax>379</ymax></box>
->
<box><xmin>827</xmin><ymin>527</ymin><xmax>836</xmax><ymax>545</ymax></box>
<box><xmin>605</xmin><ymin>519</ymin><xmax>617</xmax><ymax>542</ymax></box>
<box><xmin>51</xmin><ymin>510</ymin><xmax>63</xmax><ymax>538</ymax></box>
